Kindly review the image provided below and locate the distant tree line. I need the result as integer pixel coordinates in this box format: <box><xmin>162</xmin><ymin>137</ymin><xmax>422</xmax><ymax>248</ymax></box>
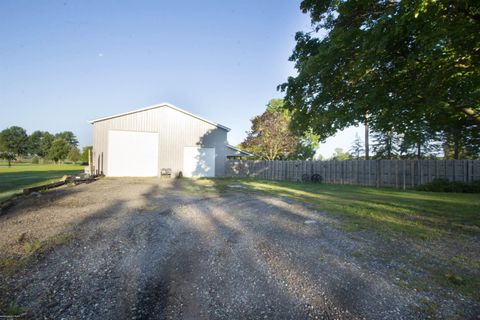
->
<box><xmin>0</xmin><ymin>126</ymin><xmax>92</xmax><ymax>167</ymax></box>
<box><xmin>340</xmin><ymin>129</ymin><xmax>480</xmax><ymax>160</ymax></box>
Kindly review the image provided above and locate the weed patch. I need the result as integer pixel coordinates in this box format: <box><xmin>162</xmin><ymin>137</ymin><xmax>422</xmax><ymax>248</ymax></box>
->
<box><xmin>0</xmin><ymin>232</ymin><xmax>76</xmax><ymax>276</ymax></box>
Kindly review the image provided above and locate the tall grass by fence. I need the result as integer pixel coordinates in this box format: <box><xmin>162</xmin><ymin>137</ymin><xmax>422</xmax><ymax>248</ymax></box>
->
<box><xmin>226</xmin><ymin>160</ymin><xmax>480</xmax><ymax>189</ymax></box>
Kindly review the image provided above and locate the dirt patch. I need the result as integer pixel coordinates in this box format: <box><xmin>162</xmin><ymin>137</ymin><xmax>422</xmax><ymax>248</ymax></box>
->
<box><xmin>0</xmin><ymin>178</ymin><xmax>478</xmax><ymax>319</ymax></box>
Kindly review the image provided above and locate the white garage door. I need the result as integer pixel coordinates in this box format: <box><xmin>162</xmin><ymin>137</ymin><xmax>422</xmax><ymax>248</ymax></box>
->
<box><xmin>183</xmin><ymin>147</ymin><xmax>215</xmax><ymax>177</ymax></box>
<box><xmin>107</xmin><ymin>130</ymin><xmax>159</xmax><ymax>177</ymax></box>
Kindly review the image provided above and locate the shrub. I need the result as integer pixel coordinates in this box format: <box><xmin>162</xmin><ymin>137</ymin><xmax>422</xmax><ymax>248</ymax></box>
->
<box><xmin>311</xmin><ymin>174</ymin><xmax>323</xmax><ymax>183</ymax></box>
<box><xmin>31</xmin><ymin>156</ymin><xmax>39</xmax><ymax>164</ymax></box>
<box><xmin>417</xmin><ymin>178</ymin><xmax>480</xmax><ymax>193</ymax></box>
<box><xmin>301</xmin><ymin>174</ymin><xmax>323</xmax><ymax>183</ymax></box>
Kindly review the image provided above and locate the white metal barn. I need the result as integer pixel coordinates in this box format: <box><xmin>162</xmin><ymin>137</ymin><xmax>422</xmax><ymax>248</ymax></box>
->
<box><xmin>89</xmin><ymin>102</ymin><xmax>250</xmax><ymax>177</ymax></box>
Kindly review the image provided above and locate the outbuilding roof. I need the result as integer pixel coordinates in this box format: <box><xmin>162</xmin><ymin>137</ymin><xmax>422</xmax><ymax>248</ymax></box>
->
<box><xmin>226</xmin><ymin>144</ymin><xmax>253</xmax><ymax>156</ymax></box>
<box><xmin>89</xmin><ymin>102</ymin><xmax>231</xmax><ymax>131</ymax></box>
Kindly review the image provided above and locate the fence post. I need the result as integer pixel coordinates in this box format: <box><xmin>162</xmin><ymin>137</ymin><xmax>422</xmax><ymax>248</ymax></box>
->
<box><xmin>376</xmin><ymin>160</ymin><xmax>380</xmax><ymax>188</ymax></box>
<box><xmin>335</xmin><ymin>160</ymin><xmax>338</xmax><ymax>184</ymax></box>
<box><xmin>395</xmin><ymin>160</ymin><xmax>399</xmax><ymax>188</ymax></box>
<box><xmin>453</xmin><ymin>160</ymin><xmax>456</xmax><ymax>182</ymax></box>
<box><xmin>469</xmin><ymin>160</ymin><xmax>472</xmax><ymax>182</ymax></box>
<box><xmin>324</xmin><ymin>161</ymin><xmax>327</xmax><ymax>183</ymax></box>
<box><xmin>419</xmin><ymin>160</ymin><xmax>422</xmax><ymax>185</ymax></box>
<box><xmin>368</xmin><ymin>160</ymin><xmax>371</xmax><ymax>186</ymax></box>
<box><xmin>356</xmin><ymin>160</ymin><xmax>358</xmax><ymax>185</ymax></box>
<box><xmin>341</xmin><ymin>161</ymin><xmax>344</xmax><ymax>185</ymax></box>
<box><xmin>329</xmin><ymin>161</ymin><xmax>332</xmax><ymax>183</ymax></box>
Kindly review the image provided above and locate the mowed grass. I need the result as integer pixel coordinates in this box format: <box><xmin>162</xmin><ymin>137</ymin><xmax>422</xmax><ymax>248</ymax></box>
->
<box><xmin>0</xmin><ymin>163</ymin><xmax>84</xmax><ymax>202</ymax></box>
<box><xmin>196</xmin><ymin>178</ymin><xmax>480</xmax><ymax>238</ymax></box>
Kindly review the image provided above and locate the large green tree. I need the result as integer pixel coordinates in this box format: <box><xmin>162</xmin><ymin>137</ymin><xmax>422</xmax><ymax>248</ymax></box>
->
<box><xmin>372</xmin><ymin>130</ymin><xmax>400</xmax><ymax>160</ymax></box>
<box><xmin>279</xmin><ymin>0</ymin><xmax>480</xmax><ymax>156</ymax></box>
<box><xmin>48</xmin><ymin>138</ymin><xmax>71</xmax><ymax>163</ymax></box>
<box><xmin>266</xmin><ymin>99</ymin><xmax>320</xmax><ymax>160</ymax></box>
<box><xmin>29</xmin><ymin>130</ymin><xmax>54</xmax><ymax>158</ymax></box>
<box><xmin>67</xmin><ymin>147</ymin><xmax>81</xmax><ymax>163</ymax></box>
<box><xmin>241</xmin><ymin>99</ymin><xmax>319</xmax><ymax>160</ymax></box>
<box><xmin>441</xmin><ymin>118</ymin><xmax>480</xmax><ymax>159</ymax></box>
<box><xmin>0</xmin><ymin>126</ymin><xmax>29</xmax><ymax>162</ymax></box>
<box><xmin>241</xmin><ymin>108</ymin><xmax>299</xmax><ymax>160</ymax></box>
<box><xmin>294</xmin><ymin>129</ymin><xmax>320</xmax><ymax>160</ymax></box>
<box><xmin>55</xmin><ymin>131</ymin><xmax>79</xmax><ymax>148</ymax></box>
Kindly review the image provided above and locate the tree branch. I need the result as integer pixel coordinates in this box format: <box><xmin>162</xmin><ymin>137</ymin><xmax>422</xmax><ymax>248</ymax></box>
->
<box><xmin>459</xmin><ymin>107</ymin><xmax>480</xmax><ymax>125</ymax></box>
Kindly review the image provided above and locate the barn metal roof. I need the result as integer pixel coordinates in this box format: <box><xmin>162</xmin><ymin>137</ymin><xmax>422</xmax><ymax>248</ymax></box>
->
<box><xmin>226</xmin><ymin>144</ymin><xmax>252</xmax><ymax>156</ymax></box>
<box><xmin>89</xmin><ymin>102</ymin><xmax>231</xmax><ymax>131</ymax></box>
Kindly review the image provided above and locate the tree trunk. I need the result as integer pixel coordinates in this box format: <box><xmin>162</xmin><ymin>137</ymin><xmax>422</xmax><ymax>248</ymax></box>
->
<box><xmin>364</xmin><ymin>117</ymin><xmax>369</xmax><ymax>160</ymax></box>
<box><xmin>386</xmin><ymin>137</ymin><xmax>392</xmax><ymax>159</ymax></box>
<box><xmin>417</xmin><ymin>143</ymin><xmax>421</xmax><ymax>159</ymax></box>
<box><xmin>453</xmin><ymin>141</ymin><xmax>459</xmax><ymax>160</ymax></box>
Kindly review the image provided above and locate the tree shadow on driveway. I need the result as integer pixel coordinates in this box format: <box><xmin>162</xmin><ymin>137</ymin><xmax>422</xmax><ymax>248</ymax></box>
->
<box><xmin>3</xmin><ymin>178</ymin><xmax>479</xmax><ymax>319</ymax></box>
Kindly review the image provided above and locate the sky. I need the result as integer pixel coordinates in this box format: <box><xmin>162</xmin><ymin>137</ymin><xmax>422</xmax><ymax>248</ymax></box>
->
<box><xmin>0</xmin><ymin>0</ymin><xmax>362</xmax><ymax>158</ymax></box>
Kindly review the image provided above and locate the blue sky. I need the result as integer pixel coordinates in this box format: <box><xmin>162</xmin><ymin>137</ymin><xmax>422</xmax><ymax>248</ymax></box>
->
<box><xmin>0</xmin><ymin>0</ymin><xmax>362</xmax><ymax>158</ymax></box>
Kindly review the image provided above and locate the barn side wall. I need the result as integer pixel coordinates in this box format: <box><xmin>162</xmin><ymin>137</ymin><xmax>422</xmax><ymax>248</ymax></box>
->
<box><xmin>92</xmin><ymin>106</ymin><xmax>228</xmax><ymax>177</ymax></box>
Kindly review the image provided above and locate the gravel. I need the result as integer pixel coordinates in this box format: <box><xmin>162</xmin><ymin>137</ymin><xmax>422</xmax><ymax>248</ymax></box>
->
<box><xmin>0</xmin><ymin>178</ymin><xmax>478</xmax><ymax>319</ymax></box>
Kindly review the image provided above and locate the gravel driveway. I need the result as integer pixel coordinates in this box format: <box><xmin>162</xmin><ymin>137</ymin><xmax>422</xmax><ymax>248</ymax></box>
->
<box><xmin>0</xmin><ymin>178</ymin><xmax>478</xmax><ymax>319</ymax></box>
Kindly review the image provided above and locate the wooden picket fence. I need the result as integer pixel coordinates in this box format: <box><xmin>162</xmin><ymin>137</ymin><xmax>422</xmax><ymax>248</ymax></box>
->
<box><xmin>225</xmin><ymin>159</ymin><xmax>480</xmax><ymax>189</ymax></box>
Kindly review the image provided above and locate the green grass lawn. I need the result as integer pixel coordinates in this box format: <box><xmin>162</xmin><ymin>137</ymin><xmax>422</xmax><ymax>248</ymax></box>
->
<box><xmin>0</xmin><ymin>163</ymin><xmax>84</xmax><ymax>202</ymax></box>
<box><xmin>195</xmin><ymin>178</ymin><xmax>480</xmax><ymax>239</ymax></box>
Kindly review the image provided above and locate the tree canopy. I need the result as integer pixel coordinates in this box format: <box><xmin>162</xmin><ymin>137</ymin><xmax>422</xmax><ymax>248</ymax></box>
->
<box><xmin>331</xmin><ymin>148</ymin><xmax>351</xmax><ymax>160</ymax></box>
<box><xmin>241</xmin><ymin>99</ymin><xmax>319</xmax><ymax>160</ymax></box>
<box><xmin>29</xmin><ymin>130</ymin><xmax>54</xmax><ymax>158</ymax></box>
<box><xmin>371</xmin><ymin>130</ymin><xmax>400</xmax><ymax>160</ymax></box>
<box><xmin>67</xmin><ymin>147</ymin><xmax>81</xmax><ymax>163</ymax></box>
<box><xmin>55</xmin><ymin>131</ymin><xmax>79</xmax><ymax>148</ymax></box>
<box><xmin>279</xmin><ymin>0</ymin><xmax>480</xmax><ymax>158</ymax></box>
<box><xmin>48</xmin><ymin>138</ymin><xmax>71</xmax><ymax>163</ymax></box>
<box><xmin>0</xmin><ymin>126</ymin><xmax>29</xmax><ymax>159</ymax></box>
<box><xmin>241</xmin><ymin>104</ymin><xmax>299</xmax><ymax>160</ymax></box>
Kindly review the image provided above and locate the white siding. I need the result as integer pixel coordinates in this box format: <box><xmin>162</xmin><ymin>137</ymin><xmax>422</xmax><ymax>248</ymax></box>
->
<box><xmin>183</xmin><ymin>147</ymin><xmax>216</xmax><ymax>177</ymax></box>
<box><xmin>92</xmin><ymin>106</ymin><xmax>228</xmax><ymax>177</ymax></box>
<box><xmin>107</xmin><ymin>131</ymin><xmax>159</xmax><ymax>177</ymax></box>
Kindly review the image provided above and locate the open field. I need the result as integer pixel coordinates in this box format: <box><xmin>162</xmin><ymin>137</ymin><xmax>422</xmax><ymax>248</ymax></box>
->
<box><xmin>0</xmin><ymin>178</ymin><xmax>479</xmax><ymax>319</ymax></box>
<box><xmin>0</xmin><ymin>163</ymin><xmax>84</xmax><ymax>202</ymax></box>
